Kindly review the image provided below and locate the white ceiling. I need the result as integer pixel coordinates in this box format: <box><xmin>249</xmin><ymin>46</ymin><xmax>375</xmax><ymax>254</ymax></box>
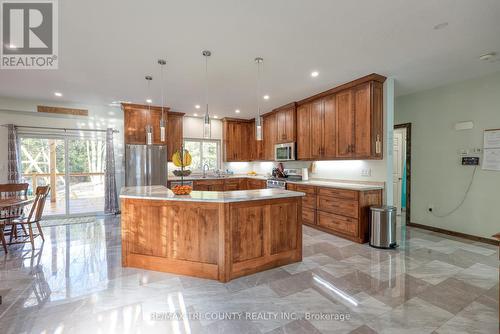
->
<box><xmin>1</xmin><ymin>0</ymin><xmax>500</xmax><ymax>119</ymax></box>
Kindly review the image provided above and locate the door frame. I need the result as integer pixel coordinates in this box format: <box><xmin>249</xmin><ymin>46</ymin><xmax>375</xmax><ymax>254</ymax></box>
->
<box><xmin>394</xmin><ymin>123</ymin><xmax>411</xmax><ymax>225</ymax></box>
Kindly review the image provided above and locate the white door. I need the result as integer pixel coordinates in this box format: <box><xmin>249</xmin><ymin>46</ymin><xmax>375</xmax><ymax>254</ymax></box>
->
<box><xmin>393</xmin><ymin>132</ymin><xmax>403</xmax><ymax>214</ymax></box>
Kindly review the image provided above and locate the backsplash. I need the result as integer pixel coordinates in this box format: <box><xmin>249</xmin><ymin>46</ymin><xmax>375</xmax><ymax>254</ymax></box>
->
<box><xmin>225</xmin><ymin>160</ymin><xmax>387</xmax><ymax>182</ymax></box>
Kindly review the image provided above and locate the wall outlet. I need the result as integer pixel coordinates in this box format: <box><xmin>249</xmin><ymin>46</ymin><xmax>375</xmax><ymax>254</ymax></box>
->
<box><xmin>361</xmin><ymin>168</ymin><xmax>372</xmax><ymax>177</ymax></box>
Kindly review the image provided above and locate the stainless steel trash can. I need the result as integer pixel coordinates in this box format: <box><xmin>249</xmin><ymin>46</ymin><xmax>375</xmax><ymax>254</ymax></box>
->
<box><xmin>369</xmin><ymin>206</ymin><xmax>397</xmax><ymax>249</ymax></box>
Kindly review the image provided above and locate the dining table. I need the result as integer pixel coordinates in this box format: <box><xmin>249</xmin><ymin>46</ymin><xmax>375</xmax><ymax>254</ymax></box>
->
<box><xmin>0</xmin><ymin>196</ymin><xmax>35</xmax><ymax>211</ymax></box>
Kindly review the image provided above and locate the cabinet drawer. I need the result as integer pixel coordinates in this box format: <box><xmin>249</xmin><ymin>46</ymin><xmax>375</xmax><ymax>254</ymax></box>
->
<box><xmin>318</xmin><ymin>211</ymin><xmax>358</xmax><ymax>236</ymax></box>
<box><xmin>317</xmin><ymin>196</ymin><xmax>358</xmax><ymax>218</ymax></box>
<box><xmin>302</xmin><ymin>208</ymin><xmax>316</xmax><ymax>225</ymax></box>
<box><xmin>302</xmin><ymin>194</ymin><xmax>316</xmax><ymax>209</ymax></box>
<box><xmin>317</xmin><ymin>187</ymin><xmax>358</xmax><ymax>200</ymax></box>
<box><xmin>288</xmin><ymin>183</ymin><xmax>316</xmax><ymax>194</ymax></box>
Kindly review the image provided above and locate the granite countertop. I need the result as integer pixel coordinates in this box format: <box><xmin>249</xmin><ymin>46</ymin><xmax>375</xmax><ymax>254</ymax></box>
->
<box><xmin>120</xmin><ymin>185</ymin><xmax>305</xmax><ymax>203</ymax></box>
<box><xmin>168</xmin><ymin>174</ymin><xmax>267</xmax><ymax>181</ymax></box>
<box><xmin>286</xmin><ymin>180</ymin><xmax>384</xmax><ymax>191</ymax></box>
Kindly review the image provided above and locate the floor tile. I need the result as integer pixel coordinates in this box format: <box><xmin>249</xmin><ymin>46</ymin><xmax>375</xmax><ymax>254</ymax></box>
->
<box><xmin>407</xmin><ymin>260</ymin><xmax>463</xmax><ymax>285</ymax></box>
<box><xmin>435</xmin><ymin>301</ymin><xmax>498</xmax><ymax>334</ymax></box>
<box><xmin>453</xmin><ymin>263</ymin><xmax>499</xmax><ymax>289</ymax></box>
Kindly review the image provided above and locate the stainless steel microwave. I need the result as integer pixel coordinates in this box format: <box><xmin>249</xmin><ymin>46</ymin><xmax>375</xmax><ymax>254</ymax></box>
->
<box><xmin>274</xmin><ymin>142</ymin><xmax>296</xmax><ymax>161</ymax></box>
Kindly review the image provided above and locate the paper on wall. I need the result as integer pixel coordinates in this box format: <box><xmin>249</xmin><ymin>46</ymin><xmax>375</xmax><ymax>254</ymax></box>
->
<box><xmin>483</xmin><ymin>148</ymin><xmax>500</xmax><ymax>171</ymax></box>
<box><xmin>484</xmin><ymin>129</ymin><xmax>500</xmax><ymax>149</ymax></box>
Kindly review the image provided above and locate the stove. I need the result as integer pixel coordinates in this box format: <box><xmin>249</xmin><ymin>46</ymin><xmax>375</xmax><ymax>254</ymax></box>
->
<box><xmin>266</xmin><ymin>179</ymin><xmax>287</xmax><ymax>189</ymax></box>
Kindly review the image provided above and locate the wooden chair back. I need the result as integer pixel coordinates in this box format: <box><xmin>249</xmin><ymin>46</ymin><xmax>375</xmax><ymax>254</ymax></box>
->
<box><xmin>0</xmin><ymin>183</ymin><xmax>29</xmax><ymax>220</ymax></box>
<box><xmin>26</xmin><ymin>186</ymin><xmax>50</xmax><ymax>224</ymax></box>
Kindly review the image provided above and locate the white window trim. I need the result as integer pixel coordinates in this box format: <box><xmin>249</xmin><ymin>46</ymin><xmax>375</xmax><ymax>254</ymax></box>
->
<box><xmin>183</xmin><ymin>138</ymin><xmax>221</xmax><ymax>172</ymax></box>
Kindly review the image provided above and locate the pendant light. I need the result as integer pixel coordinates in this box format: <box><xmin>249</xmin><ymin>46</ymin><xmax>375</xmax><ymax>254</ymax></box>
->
<box><xmin>158</xmin><ymin>58</ymin><xmax>167</xmax><ymax>142</ymax></box>
<box><xmin>202</xmin><ymin>50</ymin><xmax>211</xmax><ymax>139</ymax></box>
<box><xmin>255</xmin><ymin>57</ymin><xmax>264</xmax><ymax>141</ymax></box>
<box><xmin>145</xmin><ymin>75</ymin><xmax>153</xmax><ymax>145</ymax></box>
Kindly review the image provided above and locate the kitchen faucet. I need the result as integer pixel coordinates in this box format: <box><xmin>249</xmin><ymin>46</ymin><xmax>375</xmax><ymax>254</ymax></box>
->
<box><xmin>202</xmin><ymin>163</ymin><xmax>210</xmax><ymax>178</ymax></box>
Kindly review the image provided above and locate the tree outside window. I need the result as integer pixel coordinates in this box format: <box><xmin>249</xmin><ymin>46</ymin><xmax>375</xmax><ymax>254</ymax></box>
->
<box><xmin>183</xmin><ymin>139</ymin><xmax>220</xmax><ymax>172</ymax></box>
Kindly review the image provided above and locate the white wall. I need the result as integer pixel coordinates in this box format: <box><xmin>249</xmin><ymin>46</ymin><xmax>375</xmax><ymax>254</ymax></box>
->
<box><xmin>395</xmin><ymin>71</ymin><xmax>500</xmax><ymax>240</ymax></box>
<box><xmin>0</xmin><ymin>97</ymin><xmax>124</xmax><ymax>190</ymax></box>
<box><xmin>183</xmin><ymin>116</ymin><xmax>222</xmax><ymax>140</ymax></box>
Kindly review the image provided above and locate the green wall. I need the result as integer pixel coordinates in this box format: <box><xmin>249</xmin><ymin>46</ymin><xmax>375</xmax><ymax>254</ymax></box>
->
<box><xmin>395</xmin><ymin>71</ymin><xmax>500</xmax><ymax>240</ymax></box>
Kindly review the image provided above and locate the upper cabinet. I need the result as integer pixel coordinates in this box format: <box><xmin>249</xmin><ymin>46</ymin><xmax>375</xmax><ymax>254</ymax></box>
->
<box><xmin>262</xmin><ymin>113</ymin><xmax>277</xmax><ymax>161</ymax></box>
<box><xmin>122</xmin><ymin>103</ymin><xmax>184</xmax><ymax>161</ymax></box>
<box><xmin>223</xmin><ymin>118</ymin><xmax>253</xmax><ymax>162</ymax></box>
<box><xmin>223</xmin><ymin>74</ymin><xmax>385</xmax><ymax>162</ymax></box>
<box><xmin>297</xmin><ymin>75</ymin><xmax>385</xmax><ymax>160</ymax></box>
<box><xmin>275</xmin><ymin>103</ymin><xmax>296</xmax><ymax>143</ymax></box>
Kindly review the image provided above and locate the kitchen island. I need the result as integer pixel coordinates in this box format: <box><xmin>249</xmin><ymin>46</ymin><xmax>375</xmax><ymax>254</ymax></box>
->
<box><xmin>120</xmin><ymin>186</ymin><xmax>305</xmax><ymax>282</ymax></box>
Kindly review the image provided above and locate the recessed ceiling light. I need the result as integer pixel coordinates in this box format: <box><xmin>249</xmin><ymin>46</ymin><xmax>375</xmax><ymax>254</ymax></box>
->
<box><xmin>263</xmin><ymin>95</ymin><xmax>270</xmax><ymax>100</ymax></box>
<box><xmin>146</xmin><ymin>99</ymin><xmax>152</xmax><ymax>104</ymax></box>
<box><xmin>479</xmin><ymin>52</ymin><xmax>496</xmax><ymax>61</ymax></box>
<box><xmin>235</xmin><ymin>109</ymin><xmax>240</xmax><ymax>114</ymax></box>
<box><xmin>195</xmin><ymin>104</ymin><xmax>201</xmax><ymax>109</ymax></box>
<box><xmin>433</xmin><ymin>22</ymin><xmax>448</xmax><ymax>30</ymax></box>
<box><xmin>193</xmin><ymin>113</ymin><xmax>198</xmax><ymax>117</ymax></box>
<box><xmin>54</xmin><ymin>92</ymin><xmax>62</xmax><ymax>97</ymax></box>
<box><xmin>213</xmin><ymin>115</ymin><xmax>218</xmax><ymax>119</ymax></box>
<box><xmin>311</xmin><ymin>71</ymin><xmax>319</xmax><ymax>77</ymax></box>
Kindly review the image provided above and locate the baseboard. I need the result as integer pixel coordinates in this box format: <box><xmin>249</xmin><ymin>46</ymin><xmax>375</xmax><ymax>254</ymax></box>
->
<box><xmin>407</xmin><ymin>222</ymin><xmax>499</xmax><ymax>246</ymax></box>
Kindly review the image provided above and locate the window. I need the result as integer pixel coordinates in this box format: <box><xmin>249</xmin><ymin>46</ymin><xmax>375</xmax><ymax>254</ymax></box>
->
<box><xmin>183</xmin><ymin>139</ymin><xmax>220</xmax><ymax>171</ymax></box>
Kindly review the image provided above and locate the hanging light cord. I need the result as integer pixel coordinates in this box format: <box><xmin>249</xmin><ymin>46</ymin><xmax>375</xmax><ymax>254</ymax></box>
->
<box><xmin>257</xmin><ymin>60</ymin><xmax>261</xmax><ymax>119</ymax></box>
<box><xmin>205</xmin><ymin>54</ymin><xmax>209</xmax><ymax>117</ymax></box>
<box><xmin>160</xmin><ymin>63</ymin><xmax>165</xmax><ymax>122</ymax></box>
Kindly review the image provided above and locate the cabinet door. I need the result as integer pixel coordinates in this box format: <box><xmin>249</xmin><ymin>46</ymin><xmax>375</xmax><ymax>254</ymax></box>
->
<box><xmin>336</xmin><ymin>90</ymin><xmax>354</xmax><ymax>158</ymax></box>
<box><xmin>310</xmin><ymin>99</ymin><xmax>324</xmax><ymax>159</ymax></box>
<box><xmin>167</xmin><ymin>114</ymin><xmax>183</xmax><ymax>162</ymax></box>
<box><xmin>263</xmin><ymin>114</ymin><xmax>277</xmax><ymax>160</ymax></box>
<box><xmin>276</xmin><ymin>107</ymin><xmax>296</xmax><ymax>143</ymax></box>
<box><xmin>371</xmin><ymin>82</ymin><xmax>383</xmax><ymax>159</ymax></box>
<box><xmin>353</xmin><ymin>83</ymin><xmax>372</xmax><ymax>158</ymax></box>
<box><xmin>322</xmin><ymin>95</ymin><xmax>337</xmax><ymax>158</ymax></box>
<box><xmin>223</xmin><ymin>121</ymin><xmax>236</xmax><ymax>162</ymax></box>
<box><xmin>276</xmin><ymin>110</ymin><xmax>287</xmax><ymax>143</ymax></box>
<box><xmin>296</xmin><ymin>104</ymin><xmax>311</xmax><ymax>160</ymax></box>
<box><xmin>237</xmin><ymin>122</ymin><xmax>248</xmax><ymax>161</ymax></box>
<box><xmin>284</xmin><ymin>107</ymin><xmax>296</xmax><ymax>142</ymax></box>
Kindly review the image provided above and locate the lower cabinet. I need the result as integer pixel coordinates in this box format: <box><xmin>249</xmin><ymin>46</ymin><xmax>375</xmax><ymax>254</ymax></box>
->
<box><xmin>287</xmin><ymin>183</ymin><xmax>382</xmax><ymax>244</ymax></box>
<box><xmin>170</xmin><ymin>178</ymin><xmax>265</xmax><ymax>191</ymax></box>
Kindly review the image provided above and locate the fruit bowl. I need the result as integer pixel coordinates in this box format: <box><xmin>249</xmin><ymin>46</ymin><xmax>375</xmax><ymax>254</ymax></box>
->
<box><xmin>172</xmin><ymin>185</ymin><xmax>193</xmax><ymax>195</ymax></box>
<box><xmin>173</xmin><ymin>169</ymin><xmax>192</xmax><ymax>177</ymax></box>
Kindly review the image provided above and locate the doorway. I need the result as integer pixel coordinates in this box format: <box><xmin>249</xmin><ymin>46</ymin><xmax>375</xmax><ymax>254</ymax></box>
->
<box><xmin>19</xmin><ymin>133</ymin><xmax>106</xmax><ymax>217</ymax></box>
<box><xmin>394</xmin><ymin>123</ymin><xmax>411</xmax><ymax>225</ymax></box>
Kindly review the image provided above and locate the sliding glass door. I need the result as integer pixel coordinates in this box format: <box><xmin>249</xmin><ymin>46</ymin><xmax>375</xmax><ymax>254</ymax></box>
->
<box><xmin>19</xmin><ymin>134</ymin><xmax>106</xmax><ymax>217</ymax></box>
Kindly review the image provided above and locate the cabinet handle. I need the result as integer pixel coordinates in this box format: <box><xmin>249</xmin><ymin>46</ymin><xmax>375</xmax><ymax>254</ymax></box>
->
<box><xmin>375</xmin><ymin>135</ymin><xmax>381</xmax><ymax>154</ymax></box>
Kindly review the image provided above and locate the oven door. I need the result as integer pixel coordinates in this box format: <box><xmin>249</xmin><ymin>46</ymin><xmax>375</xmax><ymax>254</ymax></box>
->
<box><xmin>275</xmin><ymin>143</ymin><xmax>295</xmax><ymax>161</ymax></box>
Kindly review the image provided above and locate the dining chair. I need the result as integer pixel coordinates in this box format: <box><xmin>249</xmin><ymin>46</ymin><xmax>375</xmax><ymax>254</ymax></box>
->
<box><xmin>6</xmin><ymin>186</ymin><xmax>50</xmax><ymax>249</ymax></box>
<box><xmin>0</xmin><ymin>183</ymin><xmax>29</xmax><ymax>253</ymax></box>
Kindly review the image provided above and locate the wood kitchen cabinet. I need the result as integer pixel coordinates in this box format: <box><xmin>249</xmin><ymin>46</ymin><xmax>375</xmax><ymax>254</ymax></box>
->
<box><xmin>335</xmin><ymin>89</ymin><xmax>354</xmax><ymax>158</ymax></box>
<box><xmin>275</xmin><ymin>103</ymin><xmax>296</xmax><ymax>143</ymax></box>
<box><xmin>247</xmin><ymin>178</ymin><xmax>267</xmax><ymax>190</ymax></box>
<box><xmin>122</xmin><ymin>103</ymin><xmax>184</xmax><ymax>162</ymax></box>
<box><xmin>167</xmin><ymin>113</ymin><xmax>184</xmax><ymax>161</ymax></box>
<box><xmin>193</xmin><ymin>179</ymin><xmax>224</xmax><ymax>191</ymax></box>
<box><xmin>262</xmin><ymin>113</ymin><xmax>277</xmax><ymax>160</ymax></box>
<box><xmin>336</xmin><ymin>82</ymin><xmax>383</xmax><ymax>159</ymax></box>
<box><xmin>288</xmin><ymin>183</ymin><xmax>382</xmax><ymax>244</ymax></box>
<box><xmin>297</xmin><ymin>95</ymin><xmax>336</xmax><ymax>160</ymax></box>
<box><xmin>223</xmin><ymin>119</ymin><xmax>253</xmax><ymax>162</ymax></box>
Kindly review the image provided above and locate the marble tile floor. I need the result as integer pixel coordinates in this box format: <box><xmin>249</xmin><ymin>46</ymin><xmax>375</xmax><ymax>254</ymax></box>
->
<box><xmin>0</xmin><ymin>216</ymin><xmax>498</xmax><ymax>334</ymax></box>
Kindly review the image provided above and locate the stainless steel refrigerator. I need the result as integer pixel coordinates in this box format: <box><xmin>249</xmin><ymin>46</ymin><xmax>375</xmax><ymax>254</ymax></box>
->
<box><xmin>125</xmin><ymin>144</ymin><xmax>168</xmax><ymax>187</ymax></box>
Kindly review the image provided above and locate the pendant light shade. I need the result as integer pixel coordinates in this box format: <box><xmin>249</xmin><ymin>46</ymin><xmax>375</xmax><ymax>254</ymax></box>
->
<box><xmin>255</xmin><ymin>57</ymin><xmax>264</xmax><ymax>141</ymax></box>
<box><xmin>158</xmin><ymin>59</ymin><xmax>167</xmax><ymax>142</ymax></box>
<box><xmin>145</xmin><ymin>75</ymin><xmax>153</xmax><ymax>145</ymax></box>
<box><xmin>202</xmin><ymin>50</ymin><xmax>211</xmax><ymax>139</ymax></box>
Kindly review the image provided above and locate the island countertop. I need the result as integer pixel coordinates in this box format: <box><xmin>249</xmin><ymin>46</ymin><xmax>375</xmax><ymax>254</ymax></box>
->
<box><xmin>120</xmin><ymin>185</ymin><xmax>305</xmax><ymax>203</ymax></box>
